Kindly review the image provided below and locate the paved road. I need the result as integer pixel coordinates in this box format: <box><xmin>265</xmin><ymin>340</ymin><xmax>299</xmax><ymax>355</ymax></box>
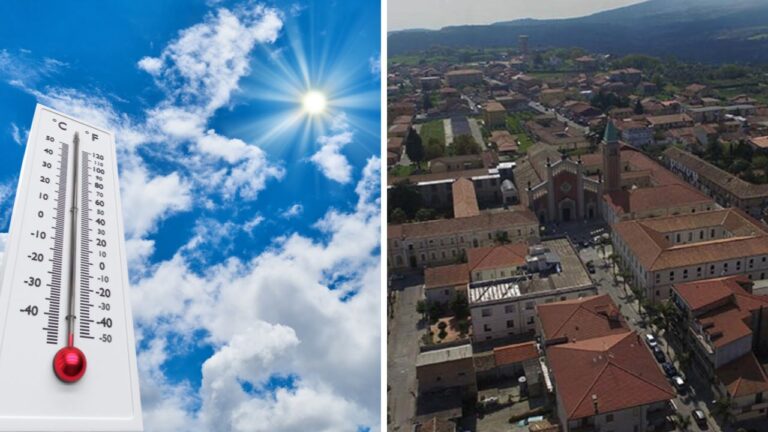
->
<box><xmin>467</xmin><ymin>118</ymin><xmax>487</xmax><ymax>150</ymax></box>
<box><xmin>388</xmin><ymin>281</ymin><xmax>424</xmax><ymax>432</ymax></box>
<box><xmin>575</xmin><ymin>232</ymin><xmax>723</xmax><ymax>432</ymax></box>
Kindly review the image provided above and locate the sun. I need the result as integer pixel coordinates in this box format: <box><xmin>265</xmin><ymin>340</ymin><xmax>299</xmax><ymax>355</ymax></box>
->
<box><xmin>302</xmin><ymin>90</ymin><xmax>327</xmax><ymax>115</ymax></box>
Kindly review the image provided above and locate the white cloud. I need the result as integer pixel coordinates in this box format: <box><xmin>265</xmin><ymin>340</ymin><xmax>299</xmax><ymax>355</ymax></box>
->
<box><xmin>10</xmin><ymin>123</ymin><xmax>21</xmax><ymax>145</ymax></box>
<box><xmin>121</xmin><ymin>166</ymin><xmax>192</xmax><ymax>239</ymax></box>
<box><xmin>310</xmin><ymin>116</ymin><xmax>354</xmax><ymax>184</ymax></box>
<box><xmin>282</xmin><ymin>204</ymin><xmax>303</xmax><ymax>218</ymax></box>
<box><xmin>243</xmin><ymin>215</ymin><xmax>265</xmax><ymax>234</ymax></box>
<box><xmin>369</xmin><ymin>55</ymin><xmax>381</xmax><ymax>77</ymax></box>
<box><xmin>132</xmin><ymin>162</ymin><xmax>381</xmax><ymax>431</ymax></box>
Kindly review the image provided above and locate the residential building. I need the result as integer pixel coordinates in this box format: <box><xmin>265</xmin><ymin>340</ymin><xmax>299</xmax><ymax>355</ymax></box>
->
<box><xmin>647</xmin><ymin>113</ymin><xmax>694</xmax><ymax>131</ymax></box>
<box><xmin>663</xmin><ymin>147</ymin><xmax>768</xmax><ymax>220</ymax></box>
<box><xmin>445</xmin><ymin>69</ymin><xmax>483</xmax><ymax>87</ymax></box>
<box><xmin>468</xmin><ymin>238</ymin><xmax>596</xmax><ymax>341</ymax></box>
<box><xmin>672</xmin><ymin>276</ymin><xmax>768</xmax><ymax>422</ymax></box>
<box><xmin>484</xmin><ymin>101</ymin><xmax>506</xmax><ymax>130</ymax></box>
<box><xmin>538</xmin><ymin>295</ymin><xmax>675</xmax><ymax>432</ymax></box>
<box><xmin>611</xmin><ymin>208</ymin><xmax>768</xmax><ymax>302</ymax></box>
<box><xmin>416</xmin><ymin>344</ymin><xmax>477</xmax><ymax>398</ymax></box>
<box><xmin>424</xmin><ymin>264</ymin><xmax>470</xmax><ymax>304</ymax></box>
<box><xmin>387</xmin><ymin>208</ymin><xmax>539</xmax><ymax>271</ymax></box>
<box><xmin>615</xmin><ymin>119</ymin><xmax>653</xmax><ymax>147</ymax></box>
<box><xmin>466</xmin><ymin>243</ymin><xmax>528</xmax><ymax>282</ymax></box>
<box><xmin>387</xmin><ymin>167</ymin><xmax>503</xmax><ymax>211</ymax></box>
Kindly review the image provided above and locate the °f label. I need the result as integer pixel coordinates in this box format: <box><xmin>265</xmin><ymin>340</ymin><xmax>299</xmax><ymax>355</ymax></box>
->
<box><xmin>0</xmin><ymin>105</ymin><xmax>143</xmax><ymax>431</ymax></box>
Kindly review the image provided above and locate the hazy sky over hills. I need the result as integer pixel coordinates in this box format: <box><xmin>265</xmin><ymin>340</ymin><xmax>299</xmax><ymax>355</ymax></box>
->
<box><xmin>388</xmin><ymin>0</ymin><xmax>646</xmax><ymax>31</ymax></box>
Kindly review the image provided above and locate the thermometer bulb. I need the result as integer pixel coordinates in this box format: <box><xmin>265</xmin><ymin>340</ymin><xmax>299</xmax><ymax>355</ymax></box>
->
<box><xmin>53</xmin><ymin>346</ymin><xmax>87</xmax><ymax>383</ymax></box>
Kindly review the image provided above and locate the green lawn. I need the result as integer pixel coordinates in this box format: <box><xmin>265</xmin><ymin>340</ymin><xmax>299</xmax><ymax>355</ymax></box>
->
<box><xmin>506</xmin><ymin>113</ymin><xmax>535</xmax><ymax>154</ymax></box>
<box><xmin>389</xmin><ymin>164</ymin><xmax>418</xmax><ymax>177</ymax></box>
<box><xmin>419</xmin><ymin>120</ymin><xmax>446</xmax><ymax>147</ymax></box>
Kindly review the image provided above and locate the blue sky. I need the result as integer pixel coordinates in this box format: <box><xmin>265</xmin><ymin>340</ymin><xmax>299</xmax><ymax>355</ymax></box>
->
<box><xmin>0</xmin><ymin>1</ymin><xmax>381</xmax><ymax>431</ymax></box>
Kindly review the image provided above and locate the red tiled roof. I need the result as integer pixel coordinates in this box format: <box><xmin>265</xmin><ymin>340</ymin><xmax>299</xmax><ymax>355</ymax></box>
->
<box><xmin>452</xmin><ymin>178</ymin><xmax>480</xmax><ymax>219</ymax></box>
<box><xmin>717</xmin><ymin>353</ymin><xmax>768</xmax><ymax>398</ymax></box>
<box><xmin>466</xmin><ymin>243</ymin><xmax>528</xmax><ymax>272</ymax></box>
<box><xmin>604</xmin><ymin>184</ymin><xmax>713</xmax><ymax>215</ymax></box>
<box><xmin>537</xmin><ymin>295</ymin><xmax>629</xmax><ymax>342</ymax></box>
<box><xmin>424</xmin><ymin>264</ymin><xmax>470</xmax><ymax>289</ymax></box>
<box><xmin>494</xmin><ymin>342</ymin><xmax>539</xmax><ymax>366</ymax></box>
<box><xmin>388</xmin><ymin>208</ymin><xmax>538</xmax><ymax>240</ymax></box>
<box><xmin>547</xmin><ymin>332</ymin><xmax>675</xmax><ymax>420</ymax></box>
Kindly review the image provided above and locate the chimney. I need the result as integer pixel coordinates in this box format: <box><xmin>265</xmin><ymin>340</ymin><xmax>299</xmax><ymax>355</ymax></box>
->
<box><xmin>592</xmin><ymin>394</ymin><xmax>599</xmax><ymax>414</ymax></box>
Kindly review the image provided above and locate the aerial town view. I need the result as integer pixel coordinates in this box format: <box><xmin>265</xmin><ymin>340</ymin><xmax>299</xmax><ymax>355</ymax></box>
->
<box><xmin>386</xmin><ymin>0</ymin><xmax>768</xmax><ymax>431</ymax></box>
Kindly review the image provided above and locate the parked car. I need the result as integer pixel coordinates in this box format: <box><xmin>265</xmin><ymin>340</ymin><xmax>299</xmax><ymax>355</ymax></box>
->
<box><xmin>692</xmin><ymin>409</ymin><xmax>707</xmax><ymax>428</ymax></box>
<box><xmin>652</xmin><ymin>346</ymin><xmax>666</xmax><ymax>363</ymax></box>
<box><xmin>672</xmin><ymin>375</ymin><xmax>686</xmax><ymax>394</ymax></box>
<box><xmin>661</xmin><ymin>362</ymin><xmax>678</xmax><ymax>378</ymax></box>
<box><xmin>645</xmin><ymin>333</ymin><xmax>658</xmax><ymax>348</ymax></box>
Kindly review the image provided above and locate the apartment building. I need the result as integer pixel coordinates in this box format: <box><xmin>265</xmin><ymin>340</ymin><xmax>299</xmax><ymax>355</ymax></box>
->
<box><xmin>611</xmin><ymin>208</ymin><xmax>768</xmax><ymax>302</ymax></box>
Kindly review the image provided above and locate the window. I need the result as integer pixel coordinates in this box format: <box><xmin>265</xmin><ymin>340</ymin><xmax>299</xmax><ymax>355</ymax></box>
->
<box><xmin>606</xmin><ymin>414</ymin><xmax>614</xmax><ymax>423</ymax></box>
<box><xmin>517</xmin><ymin>229</ymin><xmax>522</xmax><ymax>236</ymax></box>
<box><xmin>483</xmin><ymin>324</ymin><xmax>491</xmax><ymax>332</ymax></box>
<box><xmin>560</xmin><ymin>296</ymin><xmax>566</xmax><ymax>301</ymax></box>
<box><xmin>699</xmin><ymin>230</ymin><xmax>704</xmax><ymax>240</ymax></box>
<box><xmin>504</xmin><ymin>305</ymin><xmax>515</xmax><ymax>314</ymax></box>
<box><xmin>527</xmin><ymin>316</ymin><xmax>535</xmax><ymax>325</ymax></box>
<box><xmin>500</xmin><ymin>270</ymin><xmax>506</xmax><ymax>277</ymax></box>
<box><xmin>676</xmin><ymin>233</ymin><xmax>681</xmax><ymax>242</ymax></box>
<box><xmin>688</xmin><ymin>232</ymin><xmax>692</xmax><ymax>242</ymax></box>
<box><xmin>431</xmin><ymin>252</ymin><xmax>436</xmax><ymax>260</ymax></box>
<box><xmin>506</xmin><ymin>320</ymin><xmax>514</xmax><ymax>328</ymax></box>
<box><xmin>710</xmin><ymin>264</ymin><xmax>715</xmax><ymax>275</ymax></box>
<box><xmin>711</xmin><ymin>228</ymin><xmax>716</xmax><ymax>237</ymax></box>
<box><xmin>736</xmin><ymin>261</ymin><xmax>741</xmax><ymax>270</ymax></box>
<box><xmin>525</xmin><ymin>301</ymin><xmax>534</xmax><ymax>310</ymax></box>
<box><xmin>481</xmin><ymin>308</ymin><xmax>492</xmax><ymax>317</ymax></box>
<box><xmin>441</xmin><ymin>251</ymin><xmax>446</xmax><ymax>259</ymax></box>
<box><xmin>756</xmin><ymin>392</ymin><xmax>764</xmax><ymax>404</ymax></box>
<box><xmin>683</xmin><ymin>269</ymin><xmax>688</xmax><ymax>279</ymax></box>
<box><xmin>669</xmin><ymin>271</ymin><xmax>675</xmax><ymax>281</ymax></box>
<box><xmin>750</xmin><ymin>259</ymin><xmax>754</xmax><ymax>268</ymax></box>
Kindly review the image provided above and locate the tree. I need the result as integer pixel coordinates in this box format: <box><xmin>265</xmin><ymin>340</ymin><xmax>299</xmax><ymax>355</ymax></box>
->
<box><xmin>634</xmin><ymin>99</ymin><xmax>644</xmax><ymax>115</ymax></box>
<box><xmin>405</xmin><ymin>129</ymin><xmax>425</xmax><ymax>168</ymax></box>
<box><xmin>452</xmin><ymin>134</ymin><xmax>480</xmax><ymax>155</ymax></box>
<box><xmin>416</xmin><ymin>300</ymin><xmax>427</xmax><ymax>321</ymax></box>
<box><xmin>674</xmin><ymin>413</ymin><xmax>692</xmax><ymax>431</ymax></box>
<box><xmin>389</xmin><ymin>181</ymin><xmax>423</xmax><ymax>219</ymax></box>
<box><xmin>414</xmin><ymin>208</ymin><xmax>436</xmax><ymax>222</ymax></box>
<box><xmin>711</xmin><ymin>396</ymin><xmax>735</xmax><ymax>425</ymax></box>
<box><xmin>424</xmin><ymin>137</ymin><xmax>445</xmax><ymax>160</ymax></box>
<box><xmin>390</xmin><ymin>208</ymin><xmax>408</xmax><ymax>224</ymax></box>
<box><xmin>451</xmin><ymin>293</ymin><xmax>470</xmax><ymax>320</ymax></box>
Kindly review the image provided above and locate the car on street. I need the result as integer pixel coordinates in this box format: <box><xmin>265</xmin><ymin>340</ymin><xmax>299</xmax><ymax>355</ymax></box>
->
<box><xmin>580</xmin><ymin>240</ymin><xmax>590</xmax><ymax>248</ymax></box>
<box><xmin>645</xmin><ymin>333</ymin><xmax>658</xmax><ymax>348</ymax></box>
<box><xmin>692</xmin><ymin>409</ymin><xmax>707</xmax><ymax>428</ymax></box>
<box><xmin>661</xmin><ymin>362</ymin><xmax>678</xmax><ymax>378</ymax></box>
<box><xmin>672</xmin><ymin>375</ymin><xmax>686</xmax><ymax>394</ymax></box>
<box><xmin>652</xmin><ymin>346</ymin><xmax>666</xmax><ymax>363</ymax></box>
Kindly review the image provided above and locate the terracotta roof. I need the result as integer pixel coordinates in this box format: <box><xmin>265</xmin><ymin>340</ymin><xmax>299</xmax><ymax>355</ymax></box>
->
<box><xmin>466</xmin><ymin>243</ymin><xmax>529</xmax><ymax>272</ymax></box>
<box><xmin>749</xmin><ymin>136</ymin><xmax>768</xmax><ymax>149</ymax></box>
<box><xmin>485</xmin><ymin>101</ymin><xmax>506</xmax><ymax>112</ymax></box>
<box><xmin>446</xmin><ymin>69</ymin><xmax>482</xmax><ymax>76</ymax></box>
<box><xmin>452</xmin><ymin>178</ymin><xmax>480</xmax><ymax>218</ymax></box>
<box><xmin>387</xmin><ymin>137</ymin><xmax>403</xmax><ymax>152</ymax></box>
<box><xmin>673</xmin><ymin>276</ymin><xmax>746</xmax><ymax>313</ymax></box>
<box><xmin>537</xmin><ymin>294</ymin><xmax>629</xmax><ymax>342</ymax></box>
<box><xmin>674</xmin><ymin>276</ymin><xmax>768</xmax><ymax>349</ymax></box>
<box><xmin>415</xmin><ymin>417</ymin><xmax>456</xmax><ymax>432</ymax></box>
<box><xmin>612</xmin><ymin>209</ymin><xmax>768</xmax><ymax>271</ymax></box>
<box><xmin>717</xmin><ymin>352</ymin><xmax>768</xmax><ymax>398</ymax></box>
<box><xmin>388</xmin><ymin>208</ymin><xmax>538</xmax><ymax>240</ymax></box>
<box><xmin>604</xmin><ymin>184</ymin><xmax>713</xmax><ymax>215</ymax></box>
<box><xmin>663</xmin><ymin>147</ymin><xmax>768</xmax><ymax>199</ymax></box>
<box><xmin>547</xmin><ymin>331</ymin><xmax>675</xmax><ymax>420</ymax></box>
<box><xmin>494</xmin><ymin>341</ymin><xmax>539</xmax><ymax>366</ymax></box>
<box><xmin>387</xmin><ymin>167</ymin><xmax>491</xmax><ymax>186</ymax></box>
<box><xmin>424</xmin><ymin>264</ymin><xmax>470</xmax><ymax>289</ymax></box>
<box><xmin>647</xmin><ymin>114</ymin><xmax>693</xmax><ymax>126</ymax></box>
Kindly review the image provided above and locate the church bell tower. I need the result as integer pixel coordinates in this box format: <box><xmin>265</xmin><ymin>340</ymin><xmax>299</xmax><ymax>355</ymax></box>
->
<box><xmin>602</xmin><ymin>120</ymin><xmax>621</xmax><ymax>193</ymax></box>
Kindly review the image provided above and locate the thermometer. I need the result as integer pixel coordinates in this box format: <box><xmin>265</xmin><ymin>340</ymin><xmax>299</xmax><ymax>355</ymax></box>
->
<box><xmin>0</xmin><ymin>104</ymin><xmax>143</xmax><ymax>431</ymax></box>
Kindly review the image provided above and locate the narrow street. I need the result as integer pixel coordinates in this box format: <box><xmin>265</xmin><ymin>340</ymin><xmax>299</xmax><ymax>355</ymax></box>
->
<box><xmin>388</xmin><ymin>279</ymin><xmax>424</xmax><ymax>431</ymax></box>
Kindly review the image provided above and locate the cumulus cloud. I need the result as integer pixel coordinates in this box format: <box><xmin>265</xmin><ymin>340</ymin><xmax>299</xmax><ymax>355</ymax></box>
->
<box><xmin>310</xmin><ymin>115</ymin><xmax>354</xmax><ymax>183</ymax></box>
<box><xmin>131</xmin><ymin>161</ymin><xmax>381</xmax><ymax>431</ymax></box>
<box><xmin>281</xmin><ymin>204</ymin><xmax>303</xmax><ymax>218</ymax></box>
